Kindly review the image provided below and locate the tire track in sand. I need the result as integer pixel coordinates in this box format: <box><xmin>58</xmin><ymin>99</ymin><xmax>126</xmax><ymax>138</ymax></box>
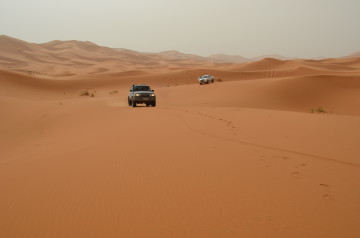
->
<box><xmin>162</xmin><ymin>107</ymin><xmax>360</xmax><ymax>168</ymax></box>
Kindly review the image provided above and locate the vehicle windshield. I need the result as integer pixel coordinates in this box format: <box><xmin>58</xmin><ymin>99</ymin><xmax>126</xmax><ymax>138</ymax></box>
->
<box><xmin>134</xmin><ymin>86</ymin><xmax>150</xmax><ymax>91</ymax></box>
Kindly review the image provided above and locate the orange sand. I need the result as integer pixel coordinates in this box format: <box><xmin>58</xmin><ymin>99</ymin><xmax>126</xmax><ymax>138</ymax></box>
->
<box><xmin>1</xmin><ymin>36</ymin><xmax>360</xmax><ymax>238</ymax></box>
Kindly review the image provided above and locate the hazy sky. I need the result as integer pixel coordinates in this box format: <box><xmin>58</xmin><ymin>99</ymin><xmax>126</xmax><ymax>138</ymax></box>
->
<box><xmin>1</xmin><ymin>0</ymin><xmax>359</xmax><ymax>58</ymax></box>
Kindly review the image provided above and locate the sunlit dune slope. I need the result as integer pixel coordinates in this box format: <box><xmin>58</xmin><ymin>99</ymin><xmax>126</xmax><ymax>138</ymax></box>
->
<box><xmin>1</xmin><ymin>76</ymin><xmax>360</xmax><ymax>238</ymax></box>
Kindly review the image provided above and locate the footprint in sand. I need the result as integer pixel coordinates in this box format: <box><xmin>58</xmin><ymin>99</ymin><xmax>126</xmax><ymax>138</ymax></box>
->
<box><xmin>271</xmin><ymin>155</ymin><xmax>289</xmax><ymax>160</ymax></box>
<box><xmin>319</xmin><ymin>183</ymin><xmax>332</xmax><ymax>199</ymax></box>
<box><xmin>224</xmin><ymin>121</ymin><xmax>235</xmax><ymax>129</ymax></box>
<box><xmin>291</xmin><ymin>171</ymin><xmax>300</xmax><ymax>178</ymax></box>
<box><xmin>323</xmin><ymin>194</ymin><xmax>332</xmax><ymax>199</ymax></box>
<box><xmin>296</xmin><ymin>163</ymin><xmax>307</xmax><ymax>168</ymax></box>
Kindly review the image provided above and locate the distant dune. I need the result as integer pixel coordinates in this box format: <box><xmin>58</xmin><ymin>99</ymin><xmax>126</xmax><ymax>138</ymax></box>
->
<box><xmin>0</xmin><ymin>35</ymin><xmax>308</xmax><ymax>77</ymax></box>
<box><xmin>343</xmin><ymin>51</ymin><xmax>360</xmax><ymax>58</ymax></box>
<box><xmin>1</xmin><ymin>35</ymin><xmax>360</xmax><ymax>238</ymax></box>
<box><xmin>0</xmin><ymin>35</ymin><xmax>227</xmax><ymax>76</ymax></box>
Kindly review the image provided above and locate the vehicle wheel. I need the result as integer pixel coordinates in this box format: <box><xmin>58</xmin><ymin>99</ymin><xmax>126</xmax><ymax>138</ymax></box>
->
<box><xmin>128</xmin><ymin>98</ymin><xmax>131</xmax><ymax>106</ymax></box>
<box><xmin>145</xmin><ymin>103</ymin><xmax>150</xmax><ymax>107</ymax></box>
<box><xmin>211</xmin><ymin>79</ymin><xmax>214</xmax><ymax>83</ymax></box>
<box><xmin>152</xmin><ymin>101</ymin><xmax>156</xmax><ymax>107</ymax></box>
<box><xmin>132</xmin><ymin>100</ymin><xmax>137</xmax><ymax>107</ymax></box>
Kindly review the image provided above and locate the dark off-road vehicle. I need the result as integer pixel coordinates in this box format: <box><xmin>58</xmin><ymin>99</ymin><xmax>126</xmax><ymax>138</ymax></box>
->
<box><xmin>128</xmin><ymin>84</ymin><xmax>156</xmax><ymax>107</ymax></box>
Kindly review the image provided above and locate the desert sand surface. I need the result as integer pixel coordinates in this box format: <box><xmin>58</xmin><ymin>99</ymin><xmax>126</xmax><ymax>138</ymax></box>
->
<box><xmin>1</xmin><ymin>36</ymin><xmax>360</xmax><ymax>238</ymax></box>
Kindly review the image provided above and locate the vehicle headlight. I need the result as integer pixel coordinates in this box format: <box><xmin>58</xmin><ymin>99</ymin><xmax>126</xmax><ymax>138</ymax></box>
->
<box><xmin>150</xmin><ymin>94</ymin><xmax>155</xmax><ymax>96</ymax></box>
<box><xmin>135</xmin><ymin>93</ymin><xmax>140</xmax><ymax>96</ymax></box>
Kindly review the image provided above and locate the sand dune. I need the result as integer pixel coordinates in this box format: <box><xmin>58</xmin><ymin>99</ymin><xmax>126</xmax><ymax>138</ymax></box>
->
<box><xmin>1</xmin><ymin>36</ymin><xmax>360</xmax><ymax>238</ymax></box>
<box><xmin>0</xmin><ymin>35</ymin><xmax>224</xmax><ymax>77</ymax></box>
<box><xmin>157</xmin><ymin>75</ymin><xmax>360</xmax><ymax>116</ymax></box>
<box><xmin>344</xmin><ymin>51</ymin><xmax>360</xmax><ymax>58</ymax></box>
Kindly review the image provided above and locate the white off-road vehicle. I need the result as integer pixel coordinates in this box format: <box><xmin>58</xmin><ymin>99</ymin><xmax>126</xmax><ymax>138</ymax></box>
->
<box><xmin>198</xmin><ymin>75</ymin><xmax>214</xmax><ymax>85</ymax></box>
